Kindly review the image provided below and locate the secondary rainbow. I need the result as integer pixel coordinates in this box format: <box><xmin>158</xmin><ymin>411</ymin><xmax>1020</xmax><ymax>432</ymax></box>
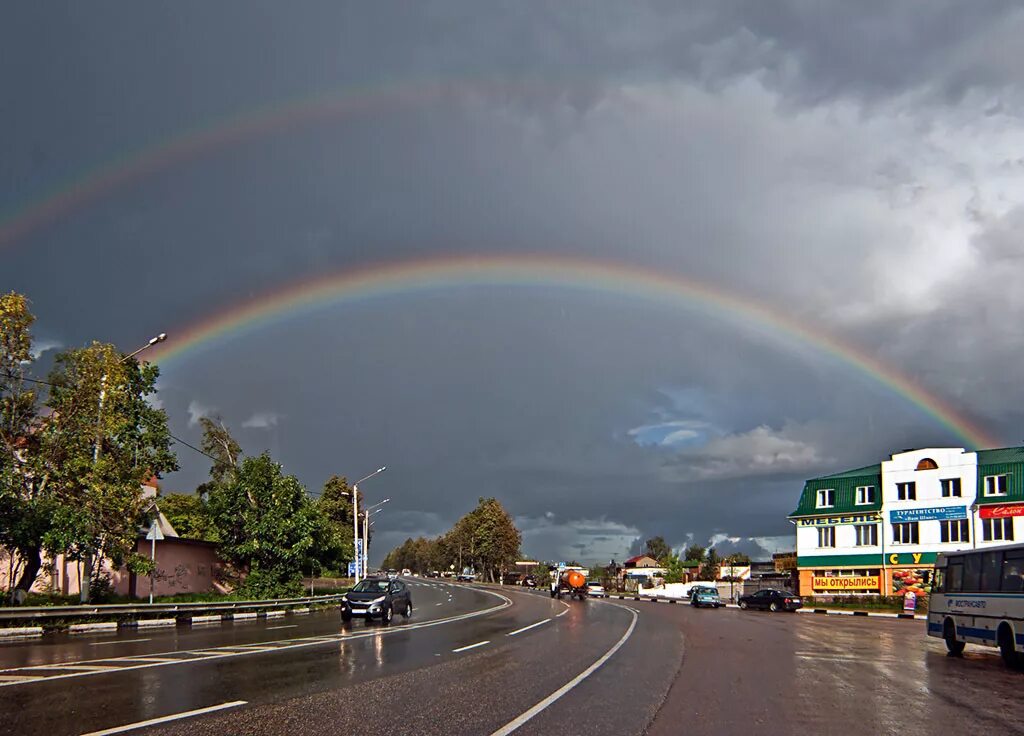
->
<box><xmin>149</xmin><ymin>254</ymin><xmax>997</xmax><ymax>449</ymax></box>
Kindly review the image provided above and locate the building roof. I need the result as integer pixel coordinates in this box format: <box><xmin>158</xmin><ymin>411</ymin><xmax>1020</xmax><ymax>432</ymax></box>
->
<box><xmin>624</xmin><ymin>555</ymin><xmax>659</xmax><ymax>567</ymax></box>
<box><xmin>790</xmin><ymin>463</ymin><xmax>882</xmax><ymax>517</ymax></box>
<box><xmin>976</xmin><ymin>447</ymin><xmax>1024</xmax><ymax>465</ymax></box>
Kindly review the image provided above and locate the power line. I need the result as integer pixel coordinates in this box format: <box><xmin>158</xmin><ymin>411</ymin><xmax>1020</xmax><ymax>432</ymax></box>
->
<box><xmin>168</xmin><ymin>432</ymin><xmax>219</xmax><ymax>463</ymax></box>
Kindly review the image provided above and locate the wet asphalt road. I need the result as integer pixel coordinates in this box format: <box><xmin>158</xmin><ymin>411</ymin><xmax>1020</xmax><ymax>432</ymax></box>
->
<box><xmin>2</xmin><ymin>583</ymin><xmax>1023</xmax><ymax>735</ymax></box>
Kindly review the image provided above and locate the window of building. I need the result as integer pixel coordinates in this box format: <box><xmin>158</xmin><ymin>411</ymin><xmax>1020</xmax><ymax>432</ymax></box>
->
<box><xmin>983</xmin><ymin>517</ymin><xmax>1014</xmax><ymax>542</ymax></box>
<box><xmin>984</xmin><ymin>475</ymin><xmax>1008</xmax><ymax>497</ymax></box>
<box><xmin>940</xmin><ymin>478</ymin><xmax>962</xmax><ymax>498</ymax></box>
<box><xmin>916</xmin><ymin>458</ymin><xmax>938</xmax><ymax>471</ymax></box>
<box><xmin>892</xmin><ymin>522</ymin><xmax>919</xmax><ymax>545</ymax></box>
<box><xmin>896</xmin><ymin>482</ymin><xmax>916</xmax><ymax>501</ymax></box>
<box><xmin>939</xmin><ymin>519</ymin><xmax>970</xmax><ymax>543</ymax></box>
<box><xmin>854</xmin><ymin>524</ymin><xmax>878</xmax><ymax>546</ymax></box>
<box><xmin>817</xmin><ymin>527</ymin><xmax>835</xmax><ymax>548</ymax></box>
<box><xmin>855</xmin><ymin>486</ymin><xmax>876</xmax><ymax>505</ymax></box>
<box><xmin>816</xmin><ymin>489</ymin><xmax>835</xmax><ymax>508</ymax></box>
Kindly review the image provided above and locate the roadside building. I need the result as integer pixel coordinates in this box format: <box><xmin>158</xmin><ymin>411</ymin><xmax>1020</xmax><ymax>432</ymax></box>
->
<box><xmin>790</xmin><ymin>446</ymin><xmax>1024</xmax><ymax>599</ymax></box>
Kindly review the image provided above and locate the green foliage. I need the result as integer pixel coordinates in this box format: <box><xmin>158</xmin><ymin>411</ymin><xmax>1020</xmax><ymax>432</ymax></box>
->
<box><xmin>0</xmin><ymin>295</ymin><xmax>177</xmax><ymax>599</ymax></box>
<box><xmin>158</xmin><ymin>493</ymin><xmax>219</xmax><ymax>541</ymax></box>
<box><xmin>310</xmin><ymin>475</ymin><xmax>356</xmax><ymax>573</ymax></box>
<box><xmin>207</xmin><ymin>453</ymin><xmax>318</xmax><ymax>598</ymax></box>
<box><xmin>195</xmin><ymin>417</ymin><xmax>240</xmax><ymax>495</ymax></box>
<box><xmin>698</xmin><ymin>547</ymin><xmax>721</xmax><ymax>581</ymax></box>
<box><xmin>381</xmin><ymin>497</ymin><xmax>521</xmax><ymax>582</ymax></box>
<box><xmin>644</xmin><ymin>536</ymin><xmax>672</xmax><ymax>564</ymax></box>
<box><xmin>684</xmin><ymin>544</ymin><xmax>707</xmax><ymax>562</ymax></box>
<box><xmin>663</xmin><ymin>553</ymin><xmax>687</xmax><ymax>584</ymax></box>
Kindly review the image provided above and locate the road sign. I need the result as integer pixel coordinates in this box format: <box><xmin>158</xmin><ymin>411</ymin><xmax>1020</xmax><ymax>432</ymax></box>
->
<box><xmin>145</xmin><ymin>520</ymin><xmax>164</xmax><ymax>541</ymax></box>
<box><xmin>348</xmin><ymin>561</ymin><xmax>357</xmax><ymax>576</ymax></box>
<box><xmin>355</xmin><ymin>539</ymin><xmax>364</xmax><ymax>577</ymax></box>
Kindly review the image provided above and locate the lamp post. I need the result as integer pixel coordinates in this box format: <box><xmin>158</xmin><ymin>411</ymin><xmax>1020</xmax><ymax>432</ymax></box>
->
<box><xmin>84</xmin><ymin>332</ymin><xmax>167</xmax><ymax>603</ymax></box>
<box><xmin>351</xmin><ymin>466</ymin><xmax>386</xmax><ymax>584</ymax></box>
<box><xmin>362</xmin><ymin>504</ymin><xmax>387</xmax><ymax>576</ymax></box>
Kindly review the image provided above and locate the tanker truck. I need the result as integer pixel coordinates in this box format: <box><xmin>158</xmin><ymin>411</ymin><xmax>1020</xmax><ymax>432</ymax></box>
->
<box><xmin>549</xmin><ymin>566</ymin><xmax>588</xmax><ymax>600</ymax></box>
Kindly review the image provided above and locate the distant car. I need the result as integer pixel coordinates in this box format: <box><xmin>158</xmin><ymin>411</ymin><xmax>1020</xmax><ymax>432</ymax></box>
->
<box><xmin>522</xmin><ymin>575</ymin><xmax>537</xmax><ymax>588</ymax></box>
<box><xmin>457</xmin><ymin>572</ymin><xmax>476</xmax><ymax>582</ymax></box>
<box><xmin>738</xmin><ymin>589</ymin><xmax>802</xmax><ymax>612</ymax></box>
<box><xmin>401</xmin><ymin>568</ymin><xmax>412</xmax><ymax>576</ymax></box>
<box><xmin>586</xmin><ymin>581</ymin><xmax>607</xmax><ymax>597</ymax></box>
<box><xmin>341</xmin><ymin>578</ymin><xmax>413</xmax><ymax>624</ymax></box>
<box><xmin>426</xmin><ymin>570</ymin><xmax>440</xmax><ymax>578</ymax></box>
<box><xmin>690</xmin><ymin>587</ymin><xmax>722</xmax><ymax>608</ymax></box>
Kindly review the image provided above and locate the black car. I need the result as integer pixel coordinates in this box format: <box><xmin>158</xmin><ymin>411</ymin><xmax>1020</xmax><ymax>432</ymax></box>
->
<box><xmin>738</xmin><ymin>589</ymin><xmax>802</xmax><ymax>612</ymax></box>
<box><xmin>341</xmin><ymin>578</ymin><xmax>413</xmax><ymax>624</ymax></box>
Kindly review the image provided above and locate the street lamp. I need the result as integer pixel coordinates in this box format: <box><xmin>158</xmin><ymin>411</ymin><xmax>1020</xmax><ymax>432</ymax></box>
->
<box><xmin>351</xmin><ymin>466</ymin><xmax>386</xmax><ymax>584</ymax></box>
<box><xmin>85</xmin><ymin>332</ymin><xmax>168</xmax><ymax>604</ymax></box>
<box><xmin>362</xmin><ymin>505</ymin><xmax>387</xmax><ymax>576</ymax></box>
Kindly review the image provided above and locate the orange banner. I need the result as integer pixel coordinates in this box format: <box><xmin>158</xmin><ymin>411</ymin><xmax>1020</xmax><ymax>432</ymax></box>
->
<box><xmin>812</xmin><ymin>576</ymin><xmax>879</xmax><ymax>590</ymax></box>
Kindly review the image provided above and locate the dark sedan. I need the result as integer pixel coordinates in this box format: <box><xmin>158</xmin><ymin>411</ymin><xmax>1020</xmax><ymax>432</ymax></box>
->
<box><xmin>341</xmin><ymin>578</ymin><xmax>413</xmax><ymax>624</ymax></box>
<box><xmin>738</xmin><ymin>589</ymin><xmax>802</xmax><ymax>612</ymax></box>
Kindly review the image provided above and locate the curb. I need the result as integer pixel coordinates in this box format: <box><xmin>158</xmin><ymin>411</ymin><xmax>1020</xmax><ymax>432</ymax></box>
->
<box><xmin>132</xmin><ymin>618</ymin><xmax>177</xmax><ymax>628</ymax></box>
<box><xmin>797</xmin><ymin>608</ymin><xmax>927</xmax><ymax>621</ymax></box>
<box><xmin>0</xmin><ymin>626</ymin><xmax>43</xmax><ymax>639</ymax></box>
<box><xmin>70</xmin><ymin>622</ymin><xmax>118</xmax><ymax>634</ymax></box>
<box><xmin>190</xmin><ymin>614</ymin><xmax>223</xmax><ymax>625</ymax></box>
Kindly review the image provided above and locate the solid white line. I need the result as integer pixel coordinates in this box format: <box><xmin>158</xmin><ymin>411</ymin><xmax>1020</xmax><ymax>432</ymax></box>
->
<box><xmin>436</xmin><ymin>603</ymin><xmax>444</xmax><ymax>606</ymax></box>
<box><xmin>452</xmin><ymin>640</ymin><xmax>490</xmax><ymax>653</ymax></box>
<box><xmin>266</xmin><ymin>625</ymin><xmax>298</xmax><ymax>630</ymax></box>
<box><xmin>506</xmin><ymin>619</ymin><xmax>551</xmax><ymax>637</ymax></box>
<box><xmin>91</xmin><ymin>638</ymin><xmax>151</xmax><ymax>646</ymax></box>
<box><xmin>555</xmin><ymin>609</ymin><xmax>568</xmax><ymax>618</ymax></box>
<box><xmin>489</xmin><ymin>605</ymin><xmax>638</xmax><ymax>736</ymax></box>
<box><xmin>81</xmin><ymin>700</ymin><xmax>247</xmax><ymax>735</ymax></box>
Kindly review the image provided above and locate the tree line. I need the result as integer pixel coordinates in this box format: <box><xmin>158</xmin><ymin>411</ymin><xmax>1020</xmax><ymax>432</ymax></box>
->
<box><xmin>0</xmin><ymin>292</ymin><xmax>365</xmax><ymax>602</ymax></box>
<box><xmin>641</xmin><ymin>535</ymin><xmax>751</xmax><ymax>583</ymax></box>
<box><xmin>381</xmin><ymin>497</ymin><xmax>521</xmax><ymax>583</ymax></box>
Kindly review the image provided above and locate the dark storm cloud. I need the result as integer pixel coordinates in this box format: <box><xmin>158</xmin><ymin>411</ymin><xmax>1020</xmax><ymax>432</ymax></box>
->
<box><xmin>5</xmin><ymin>3</ymin><xmax>1024</xmax><ymax>563</ymax></box>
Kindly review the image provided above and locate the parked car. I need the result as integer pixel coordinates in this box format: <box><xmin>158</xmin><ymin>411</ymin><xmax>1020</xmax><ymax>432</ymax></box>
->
<box><xmin>586</xmin><ymin>581</ymin><xmax>607</xmax><ymax>597</ymax></box>
<box><xmin>690</xmin><ymin>587</ymin><xmax>722</xmax><ymax>608</ymax></box>
<box><xmin>341</xmin><ymin>577</ymin><xmax>413</xmax><ymax>624</ymax></box>
<box><xmin>456</xmin><ymin>572</ymin><xmax>476</xmax><ymax>582</ymax></box>
<box><xmin>738</xmin><ymin>589</ymin><xmax>802</xmax><ymax>612</ymax></box>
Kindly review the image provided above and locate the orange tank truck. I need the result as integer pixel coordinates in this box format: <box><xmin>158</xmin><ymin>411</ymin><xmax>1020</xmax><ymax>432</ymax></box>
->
<box><xmin>549</xmin><ymin>567</ymin><xmax>589</xmax><ymax>600</ymax></box>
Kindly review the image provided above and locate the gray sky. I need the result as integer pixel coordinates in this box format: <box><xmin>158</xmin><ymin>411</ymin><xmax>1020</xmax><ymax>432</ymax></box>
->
<box><xmin>5</xmin><ymin>2</ymin><xmax>1024</xmax><ymax>564</ymax></box>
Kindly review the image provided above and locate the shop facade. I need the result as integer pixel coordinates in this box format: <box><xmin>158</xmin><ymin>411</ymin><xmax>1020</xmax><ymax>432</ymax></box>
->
<box><xmin>791</xmin><ymin>446</ymin><xmax>1024</xmax><ymax>600</ymax></box>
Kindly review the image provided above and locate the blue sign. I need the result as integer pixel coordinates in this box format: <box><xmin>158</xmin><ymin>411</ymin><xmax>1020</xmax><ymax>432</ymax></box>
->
<box><xmin>347</xmin><ymin>561</ymin><xmax>357</xmax><ymax>576</ymax></box>
<box><xmin>889</xmin><ymin>505</ymin><xmax>967</xmax><ymax>523</ymax></box>
<box><xmin>354</xmin><ymin>539</ymin><xmax>365</xmax><ymax>577</ymax></box>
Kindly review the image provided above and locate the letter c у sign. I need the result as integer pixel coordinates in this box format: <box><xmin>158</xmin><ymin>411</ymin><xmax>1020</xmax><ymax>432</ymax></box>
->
<box><xmin>889</xmin><ymin>553</ymin><xmax>899</xmax><ymax>565</ymax></box>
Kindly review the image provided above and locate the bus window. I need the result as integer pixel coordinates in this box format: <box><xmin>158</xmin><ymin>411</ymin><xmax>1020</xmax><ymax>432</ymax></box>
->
<box><xmin>982</xmin><ymin>551</ymin><xmax>1004</xmax><ymax>591</ymax></box>
<box><xmin>947</xmin><ymin>562</ymin><xmax>964</xmax><ymax>592</ymax></box>
<box><xmin>1003</xmin><ymin>553</ymin><xmax>1024</xmax><ymax>593</ymax></box>
<box><xmin>932</xmin><ymin>568</ymin><xmax>944</xmax><ymax>592</ymax></box>
<box><xmin>964</xmin><ymin>554</ymin><xmax>982</xmax><ymax>592</ymax></box>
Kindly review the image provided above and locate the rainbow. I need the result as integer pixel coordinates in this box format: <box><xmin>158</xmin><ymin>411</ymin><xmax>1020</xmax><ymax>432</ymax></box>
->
<box><xmin>0</xmin><ymin>79</ymin><xmax>533</xmax><ymax>249</ymax></box>
<box><xmin>149</xmin><ymin>254</ymin><xmax>998</xmax><ymax>449</ymax></box>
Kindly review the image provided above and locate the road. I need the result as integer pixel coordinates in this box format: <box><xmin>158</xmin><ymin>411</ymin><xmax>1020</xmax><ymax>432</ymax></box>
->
<box><xmin>1</xmin><ymin>581</ymin><xmax>1022</xmax><ymax>735</ymax></box>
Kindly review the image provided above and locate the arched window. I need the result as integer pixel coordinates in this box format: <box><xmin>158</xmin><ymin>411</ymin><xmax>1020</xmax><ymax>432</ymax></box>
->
<box><xmin>916</xmin><ymin>458</ymin><xmax>938</xmax><ymax>471</ymax></box>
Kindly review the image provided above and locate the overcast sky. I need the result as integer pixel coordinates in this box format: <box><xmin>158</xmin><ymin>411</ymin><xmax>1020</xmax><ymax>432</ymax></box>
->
<box><xmin>5</xmin><ymin>2</ymin><xmax>1024</xmax><ymax>564</ymax></box>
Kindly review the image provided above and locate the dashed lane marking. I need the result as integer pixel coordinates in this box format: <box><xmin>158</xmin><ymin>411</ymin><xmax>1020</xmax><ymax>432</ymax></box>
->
<box><xmin>91</xmin><ymin>638</ymin><xmax>152</xmax><ymax>646</ymax></box>
<box><xmin>81</xmin><ymin>700</ymin><xmax>247</xmax><ymax>736</ymax></box>
<box><xmin>506</xmin><ymin>619</ymin><xmax>551</xmax><ymax>637</ymax></box>
<box><xmin>452</xmin><ymin>640</ymin><xmax>490</xmax><ymax>653</ymax></box>
<box><xmin>266</xmin><ymin>625</ymin><xmax>298</xmax><ymax>630</ymax></box>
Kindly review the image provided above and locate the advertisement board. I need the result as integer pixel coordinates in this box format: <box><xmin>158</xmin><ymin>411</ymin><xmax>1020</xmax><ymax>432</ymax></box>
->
<box><xmin>796</xmin><ymin>513</ymin><xmax>880</xmax><ymax>527</ymax></box>
<box><xmin>979</xmin><ymin>503</ymin><xmax>1024</xmax><ymax>519</ymax></box>
<box><xmin>812</xmin><ymin>576</ymin><xmax>879</xmax><ymax>591</ymax></box>
<box><xmin>889</xmin><ymin>506</ymin><xmax>966</xmax><ymax>523</ymax></box>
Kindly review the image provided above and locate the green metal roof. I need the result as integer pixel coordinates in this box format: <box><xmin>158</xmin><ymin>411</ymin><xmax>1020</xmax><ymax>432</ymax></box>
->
<box><xmin>789</xmin><ymin>464</ymin><xmax>882</xmax><ymax>518</ymax></box>
<box><xmin>976</xmin><ymin>447</ymin><xmax>1024</xmax><ymax>505</ymax></box>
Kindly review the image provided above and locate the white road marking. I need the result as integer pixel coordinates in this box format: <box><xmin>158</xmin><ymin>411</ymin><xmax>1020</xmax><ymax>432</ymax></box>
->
<box><xmin>452</xmin><ymin>640</ymin><xmax>490</xmax><ymax>653</ymax></box>
<box><xmin>555</xmin><ymin>609</ymin><xmax>568</xmax><ymax>618</ymax></box>
<box><xmin>91</xmin><ymin>638</ymin><xmax>151</xmax><ymax>646</ymax></box>
<box><xmin>436</xmin><ymin>602</ymin><xmax>444</xmax><ymax>606</ymax></box>
<box><xmin>0</xmin><ymin>592</ymin><xmax>513</xmax><ymax>688</ymax></box>
<box><xmin>506</xmin><ymin>619</ymin><xmax>551</xmax><ymax>637</ymax></box>
<box><xmin>488</xmin><ymin>604</ymin><xmax>638</xmax><ymax>736</ymax></box>
<box><xmin>81</xmin><ymin>700</ymin><xmax>247</xmax><ymax>735</ymax></box>
<box><xmin>266</xmin><ymin>625</ymin><xmax>298</xmax><ymax>630</ymax></box>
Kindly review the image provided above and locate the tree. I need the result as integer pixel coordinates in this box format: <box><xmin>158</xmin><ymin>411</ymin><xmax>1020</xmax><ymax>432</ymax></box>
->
<box><xmin>207</xmin><ymin>453</ymin><xmax>318</xmax><ymax>598</ymax></box>
<box><xmin>698</xmin><ymin>547</ymin><xmax>721</xmax><ymax>581</ymax></box>
<box><xmin>158</xmin><ymin>493</ymin><xmax>218</xmax><ymax>541</ymax></box>
<box><xmin>663</xmin><ymin>553</ymin><xmax>687</xmax><ymax>584</ymax></box>
<box><xmin>195</xmin><ymin>417</ymin><xmax>240</xmax><ymax>496</ymax></box>
<box><xmin>310</xmin><ymin>475</ymin><xmax>356</xmax><ymax>575</ymax></box>
<box><xmin>1</xmin><ymin>297</ymin><xmax>177</xmax><ymax>601</ymax></box>
<box><xmin>684</xmin><ymin>544</ymin><xmax>707</xmax><ymax>562</ymax></box>
<box><xmin>644</xmin><ymin>536</ymin><xmax>672</xmax><ymax>564</ymax></box>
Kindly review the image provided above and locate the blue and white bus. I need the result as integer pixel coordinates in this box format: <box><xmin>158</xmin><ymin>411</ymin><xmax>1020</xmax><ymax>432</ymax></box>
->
<box><xmin>929</xmin><ymin>543</ymin><xmax>1024</xmax><ymax>668</ymax></box>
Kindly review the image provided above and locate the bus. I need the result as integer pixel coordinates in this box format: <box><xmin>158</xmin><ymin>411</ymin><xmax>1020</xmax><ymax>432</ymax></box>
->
<box><xmin>929</xmin><ymin>543</ymin><xmax>1024</xmax><ymax>668</ymax></box>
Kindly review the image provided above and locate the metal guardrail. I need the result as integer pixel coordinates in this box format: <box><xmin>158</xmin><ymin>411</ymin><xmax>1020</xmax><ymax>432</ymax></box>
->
<box><xmin>0</xmin><ymin>593</ymin><xmax>346</xmax><ymax>621</ymax></box>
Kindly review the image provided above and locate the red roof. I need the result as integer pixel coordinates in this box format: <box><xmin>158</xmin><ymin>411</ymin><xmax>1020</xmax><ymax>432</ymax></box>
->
<box><xmin>142</xmin><ymin>475</ymin><xmax>160</xmax><ymax>488</ymax></box>
<box><xmin>625</xmin><ymin>555</ymin><xmax>660</xmax><ymax>566</ymax></box>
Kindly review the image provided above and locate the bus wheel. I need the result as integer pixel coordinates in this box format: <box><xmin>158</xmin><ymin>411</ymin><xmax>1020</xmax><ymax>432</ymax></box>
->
<box><xmin>998</xmin><ymin>624</ymin><xmax>1021</xmax><ymax>669</ymax></box>
<box><xmin>944</xmin><ymin>620</ymin><xmax>965</xmax><ymax>656</ymax></box>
